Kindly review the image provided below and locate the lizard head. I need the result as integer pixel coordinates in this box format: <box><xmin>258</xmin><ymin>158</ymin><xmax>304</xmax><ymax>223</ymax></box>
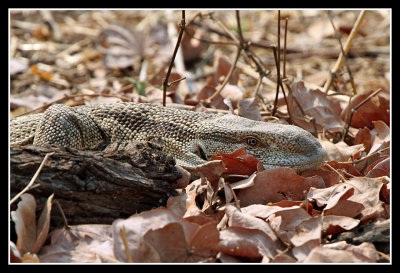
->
<box><xmin>195</xmin><ymin>114</ymin><xmax>327</xmax><ymax>173</ymax></box>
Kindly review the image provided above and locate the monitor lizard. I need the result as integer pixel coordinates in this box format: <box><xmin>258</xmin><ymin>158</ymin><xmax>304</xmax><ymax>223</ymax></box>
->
<box><xmin>10</xmin><ymin>102</ymin><xmax>327</xmax><ymax>173</ymax></box>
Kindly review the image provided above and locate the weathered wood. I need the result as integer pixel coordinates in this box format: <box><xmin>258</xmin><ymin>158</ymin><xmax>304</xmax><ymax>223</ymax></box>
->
<box><xmin>10</xmin><ymin>140</ymin><xmax>180</xmax><ymax>226</ymax></box>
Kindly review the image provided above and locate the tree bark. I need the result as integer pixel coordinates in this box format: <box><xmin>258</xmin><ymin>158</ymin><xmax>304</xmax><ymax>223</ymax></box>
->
<box><xmin>10</xmin><ymin>140</ymin><xmax>180</xmax><ymax>226</ymax></box>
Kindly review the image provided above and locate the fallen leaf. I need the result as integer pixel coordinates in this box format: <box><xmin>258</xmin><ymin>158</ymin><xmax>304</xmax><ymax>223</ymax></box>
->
<box><xmin>112</xmin><ymin>207</ymin><xmax>198</xmax><ymax>262</ymax></box>
<box><xmin>323</xmin><ymin>215</ymin><xmax>360</xmax><ymax>236</ymax></box>
<box><xmin>354</xmin><ymin>127</ymin><xmax>372</xmax><ymax>154</ymax></box>
<box><xmin>32</xmin><ymin>193</ymin><xmax>54</xmax><ymax>253</ymax></box>
<box><xmin>320</xmin><ymin>140</ymin><xmax>364</xmax><ymax>162</ymax></box>
<box><xmin>217</xmin><ymin>227</ymin><xmax>277</xmax><ymax>259</ymax></box>
<box><xmin>237</xmin><ymin>98</ymin><xmax>262</xmax><ymax>121</ymax></box>
<box><xmin>341</xmin><ymin>89</ymin><xmax>390</xmax><ymax>129</ymax></box>
<box><xmin>365</xmin><ymin>157</ymin><xmax>390</xmax><ymax>178</ymax></box>
<box><xmin>39</xmin><ymin>225</ymin><xmax>115</xmax><ymax>263</ymax></box>
<box><xmin>287</xmin><ymin>81</ymin><xmax>344</xmax><ymax>134</ymax></box>
<box><xmin>289</xmin><ymin>215</ymin><xmax>322</xmax><ymax>247</ymax></box>
<box><xmin>236</xmin><ymin>168</ymin><xmax>325</xmax><ymax>206</ymax></box>
<box><xmin>11</xmin><ymin>194</ymin><xmax>37</xmax><ymax>254</ymax></box>
<box><xmin>195</xmin><ymin>160</ymin><xmax>226</xmax><ymax>186</ymax></box>
<box><xmin>303</xmin><ymin>245</ymin><xmax>376</xmax><ymax>263</ymax></box>
<box><xmin>143</xmin><ymin>221</ymin><xmax>219</xmax><ymax>263</ymax></box>
<box><xmin>222</xmin><ymin>204</ymin><xmax>280</xmax><ymax>246</ymax></box>
<box><xmin>210</xmin><ymin>147</ymin><xmax>260</xmax><ymax>176</ymax></box>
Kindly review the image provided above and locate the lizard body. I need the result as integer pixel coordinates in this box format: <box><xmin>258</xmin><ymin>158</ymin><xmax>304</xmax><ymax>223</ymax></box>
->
<box><xmin>10</xmin><ymin>102</ymin><xmax>327</xmax><ymax>172</ymax></box>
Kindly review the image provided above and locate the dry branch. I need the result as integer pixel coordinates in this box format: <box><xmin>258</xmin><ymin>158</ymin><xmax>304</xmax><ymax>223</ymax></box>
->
<box><xmin>10</xmin><ymin>141</ymin><xmax>180</xmax><ymax>226</ymax></box>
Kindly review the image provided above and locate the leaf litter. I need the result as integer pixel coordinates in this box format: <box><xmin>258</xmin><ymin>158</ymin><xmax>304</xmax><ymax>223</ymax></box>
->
<box><xmin>10</xmin><ymin>10</ymin><xmax>390</xmax><ymax>263</ymax></box>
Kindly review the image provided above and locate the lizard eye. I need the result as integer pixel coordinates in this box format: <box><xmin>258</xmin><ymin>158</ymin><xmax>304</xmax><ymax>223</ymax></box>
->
<box><xmin>245</xmin><ymin>137</ymin><xmax>259</xmax><ymax>147</ymax></box>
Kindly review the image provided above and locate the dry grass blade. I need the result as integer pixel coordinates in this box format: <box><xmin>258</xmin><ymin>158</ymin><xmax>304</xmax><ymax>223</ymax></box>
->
<box><xmin>323</xmin><ymin>10</ymin><xmax>367</xmax><ymax>93</ymax></box>
<box><xmin>10</xmin><ymin>152</ymin><xmax>54</xmax><ymax>205</ymax></box>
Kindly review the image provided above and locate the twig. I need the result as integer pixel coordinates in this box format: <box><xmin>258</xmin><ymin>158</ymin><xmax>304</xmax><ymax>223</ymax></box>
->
<box><xmin>323</xmin><ymin>162</ymin><xmax>347</xmax><ymax>183</ymax></box>
<box><xmin>323</xmin><ymin>10</ymin><xmax>367</xmax><ymax>93</ymax></box>
<box><xmin>343</xmin><ymin>88</ymin><xmax>383</xmax><ymax>140</ymax></box>
<box><xmin>326</xmin><ymin>11</ymin><xmax>357</xmax><ymax>95</ymax></box>
<box><xmin>162</xmin><ymin>10</ymin><xmax>186</xmax><ymax>107</ymax></box>
<box><xmin>10</xmin><ymin>152</ymin><xmax>54</xmax><ymax>205</ymax></box>
<box><xmin>339</xmin><ymin>146</ymin><xmax>390</xmax><ymax>165</ymax></box>
<box><xmin>55</xmin><ymin>199</ymin><xmax>70</xmax><ymax>228</ymax></box>
<box><xmin>283</xmin><ymin>17</ymin><xmax>288</xmax><ymax>80</ymax></box>
<box><xmin>202</xmin><ymin>11</ymin><xmax>243</xmax><ymax>106</ymax></box>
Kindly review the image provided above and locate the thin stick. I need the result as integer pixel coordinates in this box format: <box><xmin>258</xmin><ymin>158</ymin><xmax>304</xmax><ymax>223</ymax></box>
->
<box><xmin>326</xmin><ymin>11</ymin><xmax>357</xmax><ymax>95</ymax></box>
<box><xmin>340</xmin><ymin>146</ymin><xmax>390</xmax><ymax>165</ymax></box>
<box><xmin>10</xmin><ymin>152</ymin><xmax>54</xmax><ymax>205</ymax></box>
<box><xmin>343</xmin><ymin>88</ymin><xmax>382</xmax><ymax>140</ymax></box>
<box><xmin>162</xmin><ymin>10</ymin><xmax>186</xmax><ymax>107</ymax></box>
<box><xmin>323</xmin><ymin>10</ymin><xmax>367</xmax><ymax>93</ymax></box>
<box><xmin>283</xmin><ymin>17</ymin><xmax>288</xmax><ymax>80</ymax></box>
<box><xmin>203</xmin><ymin>11</ymin><xmax>243</xmax><ymax>105</ymax></box>
<box><xmin>54</xmin><ymin>200</ymin><xmax>69</xmax><ymax>228</ymax></box>
<box><xmin>323</xmin><ymin>162</ymin><xmax>347</xmax><ymax>183</ymax></box>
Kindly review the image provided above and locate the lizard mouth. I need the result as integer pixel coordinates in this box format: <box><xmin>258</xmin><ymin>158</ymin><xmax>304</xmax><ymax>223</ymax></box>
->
<box><xmin>261</xmin><ymin>151</ymin><xmax>327</xmax><ymax>173</ymax></box>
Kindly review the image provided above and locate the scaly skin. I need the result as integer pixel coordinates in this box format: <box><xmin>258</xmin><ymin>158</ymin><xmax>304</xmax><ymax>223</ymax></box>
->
<box><xmin>10</xmin><ymin>102</ymin><xmax>327</xmax><ymax>172</ymax></box>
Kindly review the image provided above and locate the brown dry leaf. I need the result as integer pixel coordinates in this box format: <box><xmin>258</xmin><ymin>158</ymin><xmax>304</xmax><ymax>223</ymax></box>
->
<box><xmin>222</xmin><ymin>204</ymin><xmax>280</xmax><ymax>246</ymax></box>
<box><xmin>11</xmin><ymin>194</ymin><xmax>37</xmax><ymax>255</ymax></box>
<box><xmin>287</xmin><ymin>81</ymin><xmax>344</xmax><ymax>134</ymax></box>
<box><xmin>237</xmin><ymin>98</ymin><xmax>262</xmax><ymax>121</ymax></box>
<box><xmin>181</xmin><ymin>26</ymin><xmax>208</xmax><ymax>63</ymax></box>
<box><xmin>38</xmin><ymin>225</ymin><xmax>115</xmax><ymax>263</ymax></box>
<box><xmin>148</xmin><ymin>67</ymin><xmax>182</xmax><ymax>93</ymax></box>
<box><xmin>217</xmin><ymin>227</ymin><xmax>277</xmax><ymax>259</ymax></box>
<box><xmin>325</xmin><ymin>161</ymin><xmax>363</xmax><ymax>177</ymax></box>
<box><xmin>215</xmin><ymin>55</ymin><xmax>239</xmax><ymax>86</ymax></box>
<box><xmin>322</xmin><ymin>215</ymin><xmax>360</xmax><ymax>236</ymax></box>
<box><xmin>354</xmin><ymin>127</ymin><xmax>372</xmax><ymax>154</ymax></box>
<box><xmin>341</xmin><ymin>89</ymin><xmax>390</xmax><ymax>129</ymax></box>
<box><xmin>236</xmin><ymin>168</ymin><xmax>325</xmax><ymax>207</ymax></box>
<box><xmin>288</xmin><ymin>216</ymin><xmax>322</xmax><ymax>247</ymax></box>
<box><xmin>32</xmin><ymin>193</ymin><xmax>54</xmax><ymax>254</ymax></box>
<box><xmin>230</xmin><ymin>172</ymin><xmax>257</xmax><ymax>190</ymax></box>
<box><xmin>143</xmin><ymin>220</ymin><xmax>219</xmax><ymax>263</ymax></box>
<box><xmin>345</xmin><ymin>177</ymin><xmax>386</xmax><ymax>221</ymax></box>
<box><xmin>268</xmin><ymin>207</ymin><xmax>312</xmax><ymax>246</ymax></box>
<box><xmin>368</xmin><ymin>120</ymin><xmax>390</xmax><ymax>156</ymax></box>
<box><xmin>301</xmin><ymin>169</ymin><xmax>341</xmax><ymax>188</ymax></box>
<box><xmin>112</xmin><ymin>207</ymin><xmax>198</xmax><ymax>262</ymax></box>
<box><xmin>304</xmin><ymin>241</ymin><xmax>378</xmax><ymax>263</ymax></box>
<box><xmin>291</xmin><ymin>239</ymin><xmax>321</xmax><ymax>262</ymax></box>
<box><xmin>320</xmin><ymin>140</ymin><xmax>364</xmax><ymax>162</ymax></box>
<box><xmin>210</xmin><ymin>147</ymin><xmax>260</xmax><ymax>176</ymax></box>
<box><xmin>195</xmin><ymin>160</ymin><xmax>226</xmax><ymax>186</ymax></box>
<box><xmin>365</xmin><ymin>157</ymin><xmax>390</xmax><ymax>178</ymax></box>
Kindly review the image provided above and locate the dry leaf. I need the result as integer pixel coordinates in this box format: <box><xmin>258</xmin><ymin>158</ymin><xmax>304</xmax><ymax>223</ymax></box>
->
<box><xmin>11</xmin><ymin>194</ymin><xmax>37</xmax><ymax>255</ymax></box>
<box><xmin>236</xmin><ymin>168</ymin><xmax>325</xmax><ymax>206</ymax></box>
<box><xmin>39</xmin><ymin>225</ymin><xmax>115</xmax><ymax>263</ymax></box>
<box><xmin>237</xmin><ymin>98</ymin><xmax>262</xmax><ymax>121</ymax></box>
<box><xmin>217</xmin><ymin>227</ymin><xmax>277</xmax><ymax>259</ymax></box>
<box><xmin>287</xmin><ymin>81</ymin><xmax>344</xmax><ymax>134</ymax></box>
<box><xmin>341</xmin><ymin>89</ymin><xmax>390</xmax><ymax>129</ymax></box>
<box><xmin>112</xmin><ymin>207</ymin><xmax>198</xmax><ymax>262</ymax></box>
<box><xmin>322</xmin><ymin>215</ymin><xmax>360</xmax><ymax>236</ymax></box>
<box><xmin>320</xmin><ymin>140</ymin><xmax>364</xmax><ymax>162</ymax></box>
<box><xmin>210</xmin><ymin>147</ymin><xmax>260</xmax><ymax>176</ymax></box>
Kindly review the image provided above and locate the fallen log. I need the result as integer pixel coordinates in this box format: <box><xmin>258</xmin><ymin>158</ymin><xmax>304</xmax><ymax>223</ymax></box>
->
<box><xmin>10</xmin><ymin>140</ymin><xmax>180</xmax><ymax>226</ymax></box>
